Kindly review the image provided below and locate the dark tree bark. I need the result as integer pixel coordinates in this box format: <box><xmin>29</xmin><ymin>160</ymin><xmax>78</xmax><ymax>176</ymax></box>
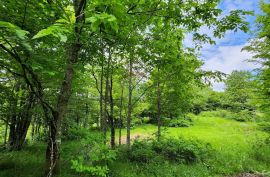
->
<box><xmin>8</xmin><ymin>90</ymin><xmax>34</xmax><ymax>150</ymax></box>
<box><xmin>100</xmin><ymin>52</ymin><xmax>105</xmax><ymax>132</ymax></box>
<box><xmin>4</xmin><ymin>116</ymin><xmax>9</xmax><ymax>146</ymax></box>
<box><xmin>157</xmin><ymin>68</ymin><xmax>161</xmax><ymax>141</ymax></box>
<box><xmin>44</xmin><ymin>1</ymin><xmax>86</xmax><ymax>176</ymax></box>
<box><xmin>126</xmin><ymin>57</ymin><xmax>133</xmax><ymax>146</ymax></box>
<box><xmin>109</xmin><ymin>52</ymin><xmax>115</xmax><ymax>148</ymax></box>
<box><xmin>118</xmin><ymin>84</ymin><xmax>124</xmax><ymax>145</ymax></box>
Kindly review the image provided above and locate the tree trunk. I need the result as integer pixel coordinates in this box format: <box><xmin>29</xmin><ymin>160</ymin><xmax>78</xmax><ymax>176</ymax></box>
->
<box><xmin>8</xmin><ymin>82</ymin><xmax>19</xmax><ymax>149</ymax></box>
<box><xmin>14</xmin><ymin>92</ymin><xmax>34</xmax><ymax>150</ymax></box>
<box><xmin>157</xmin><ymin>68</ymin><xmax>161</xmax><ymax>141</ymax></box>
<box><xmin>127</xmin><ymin>57</ymin><xmax>133</xmax><ymax>146</ymax></box>
<box><xmin>4</xmin><ymin>116</ymin><xmax>9</xmax><ymax>146</ymax></box>
<box><xmin>100</xmin><ymin>54</ymin><xmax>104</xmax><ymax>131</ymax></box>
<box><xmin>118</xmin><ymin>84</ymin><xmax>124</xmax><ymax>145</ymax></box>
<box><xmin>44</xmin><ymin>1</ymin><xmax>86</xmax><ymax>176</ymax></box>
<box><xmin>109</xmin><ymin>55</ymin><xmax>115</xmax><ymax>148</ymax></box>
<box><xmin>8</xmin><ymin>91</ymin><xmax>34</xmax><ymax>150</ymax></box>
<box><xmin>45</xmin><ymin>43</ymin><xmax>81</xmax><ymax>176</ymax></box>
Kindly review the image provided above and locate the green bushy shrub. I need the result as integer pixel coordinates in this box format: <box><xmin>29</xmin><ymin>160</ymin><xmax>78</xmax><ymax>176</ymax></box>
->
<box><xmin>258</xmin><ymin>122</ymin><xmax>270</xmax><ymax>133</ymax></box>
<box><xmin>63</xmin><ymin>128</ymin><xmax>89</xmax><ymax>140</ymax></box>
<box><xmin>163</xmin><ymin>115</ymin><xmax>193</xmax><ymax>128</ymax></box>
<box><xmin>168</xmin><ymin>119</ymin><xmax>193</xmax><ymax>127</ymax></box>
<box><xmin>129</xmin><ymin>140</ymin><xmax>156</xmax><ymax>163</ymax></box>
<box><xmin>152</xmin><ymin>138</ymin><xmax>213</xmax><ymax>163</ymax></box>
<box><xmin>161</xmin><ymin>117</ymin><xmax>171</xmax><ymax>126</ymax></box>
<box><xmin>127</xmin><ymin>138</ymin><xmax>213</xmax><ymax>164</ymax></box>
<box><xmin>131</xmin><ymin>118</ymin><xmax>143</xmax><ymax>127</ymax></box>
<box><xmin>251</xmin><ymin>137</ymin><xmax>270</xmax><ymax>164</ymax></box>
<box><xmin>231</xmin><ymin>110</ymin><xmax>256</xmax><ymax>122</ymax></box>
<box><xmin>71</xmin><ymin>142</ymin><xmax>117</xmax><ymax>177</ymax></box>
<box><xmin>142</xmin><ymin>117</ymin><xmax>151</xmax><ymax>124</ymax></box>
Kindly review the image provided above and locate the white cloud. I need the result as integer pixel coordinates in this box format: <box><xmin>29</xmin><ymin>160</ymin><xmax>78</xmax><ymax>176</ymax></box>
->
<box><xmin>220</xmin><ymin>0</ymin><xmax>257</xmax><ymax>13</ymax></box>
<box><xmin>202</xmin><ymin>44</ymin><xmax>256</xmax><ymax>74</ymax></box>
<box><xmin>201</xmin><ymin>44</ymin><xmax>259</xmax><ymax>91</ymax></box>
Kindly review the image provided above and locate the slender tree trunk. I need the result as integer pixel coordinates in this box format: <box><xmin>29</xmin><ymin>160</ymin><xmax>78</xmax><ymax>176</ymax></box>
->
<box><xmin>76</xmin><ymin>113</ymin><xmax>80</xmax><ymax>128</ymax></box>
<box><xmin>4</xmin><ymin>116</ymin><xmax>9</xmax><ymax>145</ymax></box>
<box><xmin>14</xmin><ymin>92</ymin><xmax>34</xmax><ymax>150</ymax></box>
<box><xmin>8</xmin><ymin>81</ymin><xmax>20</xmax><ymax>150</ymax></box>
<box><xmin>100</xmin><ymin>54</ymin><xmax>104</xmax><ymax>130</ymax></box>
<box><xmin>127</xmin><ymin>57</ymin><xmax>133</xmax><ymax>146</ymax></box>
<box><xmin>157</xmin><ymin>68</ymin><xmax>161</xmax><ymax>141</ymax></box>
<box><xmin>118</xmin><ymin>84</ymin><xmax>124</xmax><ymax>145</ymax></box>
<box><xmin>31</xmin><ymin>122</ymin><xmax>35</xmax><ymax>141</ymax></box>
<box><xmin>85</xmin><ymin>101</ymin><xmax>89</xmax><ymax>128</ymax></box>
<box><xmin>45</xmin><ymin>43</ymin><xmax>80</xmax><ymax>176</ymax></box>
<box><xmin>8</xmin><ymin>90</ymin><xmax>34</xmax><ymax>150</ymax></box>
<box><xmin>109</xmin><ymin>54</ymin><xmax>115</xmax><ymax>148</ymax></box>
<box><xmin>44</xmin><ymin>1</ymin><xmax>86</xmax><ymax>176</ymax></box>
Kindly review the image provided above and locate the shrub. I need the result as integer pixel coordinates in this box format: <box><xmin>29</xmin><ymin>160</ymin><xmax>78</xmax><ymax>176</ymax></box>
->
<box><xmin>168</xmin><ymin>118</ymin><xmax>193</xmax><ymax>127</ymax></box>
<box><xmin>129</xmin><ymin>140</ymin><xmax>156</xmax><ymax>163</ymax></box>
<box><xmin>127</xmin><ymin>138</ymin><xmax>213</xmax><ymax>164</ymax></box>
<box><xmin>231</xmin><ymin>110</ymin><xmax>256</xmax><ymax>122</ymax></box>
<box><xmin>152</xmin><ymin>138</ymin><xmax>213</xmax><ymax>163</ymax></box>
<box><xmin>71</xmin><ymin>142</ymin><xmax>117</xmax><ymax>177</ymax></box>
<box><xmin>163</xmin><ymin>115</ymin><xmax>193</xmax><ymax>128</ymax></box>
<box><xmin>161</xmin><ymin>117</ymin><xmax>171</xmax><ymax>126</ymax></box>
<box><xmin>142</xmin><ymin>117</ymin><xmax>151</xmax><ymax>124</ymax></box>
<box><xmin>251</xmin><ymin>137</ymin><xmax>270</xmax><ymax>164</ymax></box>
<box><xmin>63</xmin><ymin>128</ymin><xmax>89</xmax><ymax>140</ymax></box>
<box><xmin>258</xmin><ymin>122</ymin><xmax>270</xmax><ymax>133</ymax></box>
<box><xmin>131</xmin><ymin>118</ymin><xmax>143</xmax><ymax>127</ymax></box>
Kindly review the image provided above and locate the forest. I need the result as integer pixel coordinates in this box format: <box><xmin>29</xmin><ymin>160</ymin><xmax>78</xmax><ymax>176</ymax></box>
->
<box><xmin>0</xmin><ymin>0</ymin><xmax>269</xmax><ymax>177</ymax></box>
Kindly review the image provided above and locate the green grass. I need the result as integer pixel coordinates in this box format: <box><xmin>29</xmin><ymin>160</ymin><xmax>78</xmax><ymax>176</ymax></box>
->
<box><xmin>0</xmin><ymin>115</ymin><xmax>269</xmax><ymax>177</ymax></box>
<box><xmin>115</xmin><ymin>116</ymin><xmax>270</xmax><ymax>176</ymax></box>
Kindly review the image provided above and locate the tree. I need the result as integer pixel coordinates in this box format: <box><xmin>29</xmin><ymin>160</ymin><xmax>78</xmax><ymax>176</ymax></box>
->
<box><xmin>0</xmin><ymin>0</ymin><xmax>252</xmax><ymax>176</ymax></box>
<box><xmin>224</xmin><ymin>70</ymin><xmax>255</xmax><ymax>112</ymax></box>
<box><xmin>244</xmin><ymin>1</ymin><xmax>270</xmax><ymax>115</ymax></box>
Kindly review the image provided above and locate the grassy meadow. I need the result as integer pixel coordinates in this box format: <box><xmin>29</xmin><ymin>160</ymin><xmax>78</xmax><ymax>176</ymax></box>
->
<box><xmin>0</xmin><ymin>113</ymin><xmax>269</xmax><ymax>177</ymax></box>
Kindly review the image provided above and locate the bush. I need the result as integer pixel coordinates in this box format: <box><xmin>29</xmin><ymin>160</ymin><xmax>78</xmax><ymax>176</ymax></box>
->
<box><xmin>142</xmin><ymin>117</ymin><xmax>151</xmax><ymax>124</ymax></box>
<box><xmin>163</xmin><ymin>115</ymin><xmax>193</xmax><ymax>128</ymax></box>
<box><xmin>127</xmin><ymin>138</ymin><xmax>213</xmax><ymax>164</ymax></box>
<box><xmin>71</xmin><ymin>142</ymin><xmax>117</xmax><ymax>177</ymax></box>
<box><xmin>251</xmin><ymin>137</ymin><xmax>270</xmax><ymax>164</ymax></box>
<box><xmin>131</xmin><ymin>118</ymin><xmax>143</xmax><ymax>127</ymax></box>
<box><xmin>161</xmin><ymin>117</ymin><xmax>171</xmax><ymax>126</ymax></box>
<box><xmin>168</xmin><ymin>119</ymin><xmax>193</xmax><ymax>127</ymax></box>
<box><xmin>63</xmin><ymin>128</ymin><xmax>89</xmax><ymax>140</ymax></box>
<box><xmin>129</xmin><ymin>140</ymin><xmax>157</xmax><ymax>163</ymax></box>
<box><xmin>152</xmin><ymin>138</ymin><xmax>213</xmax><ymax>163</ymax></box>
<box><xmin>258</xmin><ymin>122</ymin><xmax>270</xmax><ymax>133</ymax></box>
<box><xmin>231</xmin><ymin>110</ymin><xmax>255</xmax><ymax>122</ymax></box>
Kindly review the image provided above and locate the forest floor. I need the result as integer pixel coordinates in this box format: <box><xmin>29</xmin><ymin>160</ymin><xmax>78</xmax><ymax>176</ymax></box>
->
<box><xmin>0</xmin><ymin>115</ymin><xmax>269</xmax><ymax>177</ymax></box>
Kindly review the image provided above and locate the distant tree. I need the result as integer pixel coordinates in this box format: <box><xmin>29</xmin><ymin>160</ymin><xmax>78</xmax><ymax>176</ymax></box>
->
<box><xmin>224</xmin><ymin>70</ymin><xmax>255</xmax><ymax>112</ymax></box>
<box><xmin>191</xmin><ymin>86</ymin><xmax>225</xmax><ymax>114</ymax></box>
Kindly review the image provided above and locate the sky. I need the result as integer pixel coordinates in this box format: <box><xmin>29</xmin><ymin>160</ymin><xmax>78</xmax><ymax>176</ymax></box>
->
<box><xmin>185</xmin><ymin>0</ymin><xmax>262</xmax><ymax>91</ymax></box>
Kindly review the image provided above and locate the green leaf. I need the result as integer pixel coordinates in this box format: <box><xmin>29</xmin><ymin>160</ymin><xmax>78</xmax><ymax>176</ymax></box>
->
<box><xmin>32</xmin><ymin>28</ymin><xmax>54</xmax><ymax>39</ymax></box>
<box><xmin>58</xmin><ymin>34</ymin><xmax>67</xmax><ymax>42</ymax></box>
<box><xmin>15</xmin><ymin>29</ymin><xmax>29</xmax><ymax>40</ymax></box>
<box><xmin>0</xmin><ymin>21</ymin><xmax>17</xmax><ymax>29</ymax></box>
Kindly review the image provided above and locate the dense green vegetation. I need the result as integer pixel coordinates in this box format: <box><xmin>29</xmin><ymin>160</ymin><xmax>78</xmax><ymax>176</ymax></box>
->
<box><xmin>0</xmin><ymin>114</ymin><xmax>269</xmax><ymax>177</ymax></box>
<box><xmin>0</xmin><ymin>0</ymin><xmax>270</xmax><ymax>177</ymax></box>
